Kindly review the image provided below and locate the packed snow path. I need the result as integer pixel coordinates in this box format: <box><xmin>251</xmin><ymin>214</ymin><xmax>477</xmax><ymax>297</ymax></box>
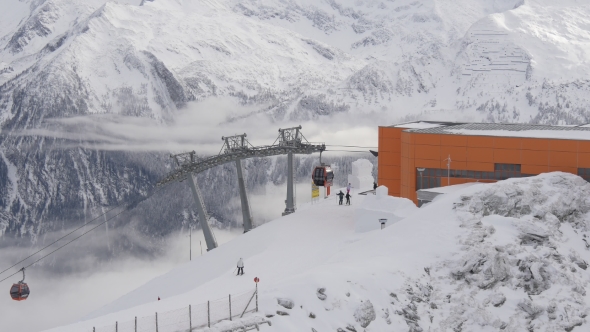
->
<box><xmin>45</xmin><ymin>173</ymin><xmax>590</xmax><ymax>332</ymax></box>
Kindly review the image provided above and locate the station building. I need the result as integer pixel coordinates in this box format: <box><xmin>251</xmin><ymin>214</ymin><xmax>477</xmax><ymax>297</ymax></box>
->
<box><xmin>378</xmin><ymin>121</ymin><xmax>590</xmax><ymax>205</ymax></box>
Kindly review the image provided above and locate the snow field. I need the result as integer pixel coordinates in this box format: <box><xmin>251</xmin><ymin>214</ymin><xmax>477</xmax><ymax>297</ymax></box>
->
<box><xmin>44</xmin><ymin>181</ymin><xmax>472</xmax><ymax>331</ymax></box>
<box><xmin>46</xmin><ymin>172</ymin><xmax>590</xmax><ymax>331</ymax></box>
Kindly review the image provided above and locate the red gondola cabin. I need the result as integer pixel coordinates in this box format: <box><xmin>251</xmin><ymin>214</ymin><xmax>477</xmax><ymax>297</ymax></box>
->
<box><xmin>312</xmin><ymin>166</ymin><xmax>334</xmax><ymax>187</ymax></box>
<box><xmin>10</xmin><ymin>282</ymin><xmax>30</xmax><ymax>301</ymax></box>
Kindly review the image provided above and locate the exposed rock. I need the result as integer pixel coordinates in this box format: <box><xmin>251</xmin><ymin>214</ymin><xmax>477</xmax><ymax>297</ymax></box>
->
<box><xmin>488</xmin><ymin>293</ymin><xmax>506</xmax><ymax>307</ymax></box>
<box><xmin>276</xmin><ymin>310</ymin><xmax>289</xmax><ymax>316</ymax></box>
<box><xmin>309</xmin><ymin>312</ymin><xmax>316</xmax><ymax>319</ymax></box>
<box><xmin>345</xmin><ymin>325</ymin><xmax>357</xmax><ymax>332</ymax></box>
<box><xmin>277</xmin><ymin>298</ymin><xmax>294</xmax><ymax>309</ymax></box>
<box><xmin>517</xmin><ymin>300</ymin><xmax>543</xmax><ymax>320</ymax></box>
<box><xmin>565</xmin><ymin>321</ymin><xmax>583</xmax><ymax>332</ymax></box>
<box><xmin>316</xmin><ymin>288</ymin><xmax>327</xmax><ymax>301</ymax></box>
<box><xmin>354</xmin><ymin>300</ymin><xmax>376</xmax><ymax>328</ymax></box>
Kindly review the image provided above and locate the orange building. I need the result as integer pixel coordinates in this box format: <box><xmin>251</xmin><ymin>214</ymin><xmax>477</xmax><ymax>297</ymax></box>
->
<box><xmin>378</xmin><ymin>121</ymin><xmax>590</xmax><ymax>205</ymax></box>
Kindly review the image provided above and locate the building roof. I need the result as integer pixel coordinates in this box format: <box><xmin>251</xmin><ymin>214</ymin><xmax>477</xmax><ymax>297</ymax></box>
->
<box><xmin>390</xmin><ymin>121</ymin><xmax>463</xmax><ymax>129</ymax></box>
<box><xmin>416</xmin><ymin>183</ymin><xmax>482</xmax><ymax>202</ymax></box>
<box><xmin>397</xmin><ymin>121</ymin><xmax>590</xmax><ymax>141</ymax></box>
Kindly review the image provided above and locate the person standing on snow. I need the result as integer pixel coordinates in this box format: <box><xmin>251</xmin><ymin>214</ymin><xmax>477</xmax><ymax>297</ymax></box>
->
<box><xmin>237</xmin><ymin>258</ymin><xmax>244</xmax><ymax>276</ymax></box>
<box><xmin>345</xmin><ymin>192</ymin><xmax>351</xmax><ymax>205</ymax></box>
<box><xmin>347</xmin><ymin>183</ymin><xmax>351</xmax><ymax>194</ymax></box>
<box><xmin>373</xmin><ymin>182</ymin><xmax>377</xmax><ymax>190</ymax></box>
<box><xmin>337</xmin><ymin>190</ymin><xmax>345</xmax><ymax>205</ymax></box>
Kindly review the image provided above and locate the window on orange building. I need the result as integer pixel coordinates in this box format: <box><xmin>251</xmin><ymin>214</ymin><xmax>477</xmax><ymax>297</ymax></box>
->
<box><xmin>578</xmin><ymin>168</ymin><xmax>590</xmax><ymax>182</ymax></box>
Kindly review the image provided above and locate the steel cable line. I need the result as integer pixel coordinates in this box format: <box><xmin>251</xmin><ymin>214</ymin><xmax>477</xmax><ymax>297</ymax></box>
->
<box><xmin>0</xmin><ymin>206</ymin><xmax>130</xmax><ymax>284</ymax></box>
<box><xmin>325</xmin><ymin>145</ymin><xmax>377</xmax><ymax>149</ymax></box>
<box><xmin>324</xmin><ymin>149</ymin><xmax>373</xmax><ymax>153</ymax></box>
<box><xmin>0</xmin><ymin>205</ymin><xmax>121</xmax><ymax>277</ymax></box>
<box><xmin>0</xmin><ymin>186</ymin><xmax>164</xmax><ymax>282</ymax></box>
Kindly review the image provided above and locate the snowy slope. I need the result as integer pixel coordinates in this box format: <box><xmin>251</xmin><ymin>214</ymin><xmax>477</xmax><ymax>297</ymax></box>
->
<box><xmin>44</xmin><ymin>173</ymin><xmax>590</xmax><ymax>332</ymax></box>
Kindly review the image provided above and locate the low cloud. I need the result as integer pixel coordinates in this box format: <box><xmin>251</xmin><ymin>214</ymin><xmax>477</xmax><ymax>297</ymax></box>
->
<box><xmin>14</xmin><ymin>97</ymin><xmax>380</xmax><ymax>154</ymax></box>
<box><xmin>0</xmin><ymin>226</ymin><xmax>241</xmax><ymax>332</ymax></box>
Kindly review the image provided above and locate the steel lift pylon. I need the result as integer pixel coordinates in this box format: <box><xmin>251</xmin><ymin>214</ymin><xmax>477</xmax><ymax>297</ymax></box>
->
<box><xmin>159</xmin><ymin>126</ymin><xmax>325</xmax><ymax>251</ymax></box>
<box><xmin>171</xmin><ymin>152</ymin><xmax>218</xmax><ymax>250</ymax></box>
<box><xmin>222</xmin><ymin>134</ymin><xmax>254</xmax><ymax>232</ymax></box>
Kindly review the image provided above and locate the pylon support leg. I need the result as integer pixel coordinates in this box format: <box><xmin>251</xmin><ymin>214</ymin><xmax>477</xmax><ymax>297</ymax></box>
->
<box><xmin>187</xmin><ymin>173</ymin><xmax>218</xmax><ymax>251</ymax></box>
<box><xmin>235</xmin><ymin>159</ymin><xmax>253</xmax><ymax>232</ymax></box>
<box><xmin>282</xmin><ymin>152</ymin><xmax>296</xmax><ymax>216</ymax></box>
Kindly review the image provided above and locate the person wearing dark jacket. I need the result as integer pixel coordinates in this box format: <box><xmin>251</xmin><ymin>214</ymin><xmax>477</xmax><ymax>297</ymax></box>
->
<box><xmin>373</xmin><ymin>182</ymin><xmax>378</xmax><ymax>190</ymax></box>
<box><xmin>345</xmin><ymin>192</ymin><xmax>351</xmax><ymax>205</ymax></box>
<box><xmin>336</xmin><ymin>190</ymin><xmax>345</xmax><ymax>205</ymax></box>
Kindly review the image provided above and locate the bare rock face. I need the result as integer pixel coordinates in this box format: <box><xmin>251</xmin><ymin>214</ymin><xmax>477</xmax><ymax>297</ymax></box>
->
<box><xmin>354</xmin><ymin>300</ymin><xmax>376</xmax><ymax>328</ymax></box>
<box><xmin>277</xmin><ymin>298</ymin><xmax>294</xmax><ymax>309</ymax></box>
<box><xmin>316</xmin><ymin>288</ymin><xmax>327</xmax><ymax>301</ymax></box>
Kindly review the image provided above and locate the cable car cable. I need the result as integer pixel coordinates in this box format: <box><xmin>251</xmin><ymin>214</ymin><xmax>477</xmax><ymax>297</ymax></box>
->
<box><xmin>0</xmin><ymin>186</ymin><xmax>164</xmax><ymax>282</ymax></box>
<box><xmin>324</xmin><ymin>150</ymin><xmax>373</xmax><ymax>153</ymax></box>
<box><xmin>0</xmin><ymin>204</ymin><xmax>131</xmax><ymax>284</ymax></box>
<box><xmin>325</xmin><ymin>145</ymin><xmax>378</xmax><ymax>149</ymax></box>
<box><xmin>0</xmin><ymin>202</ymin><xmax>122</xmax><ymax>277</ymax></box>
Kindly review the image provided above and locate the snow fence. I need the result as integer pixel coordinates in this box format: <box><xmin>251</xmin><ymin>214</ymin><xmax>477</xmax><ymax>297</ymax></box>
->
<box><xmin>93</xmin><ymin>288</ymin><xmax>258</xmax><ymax>332</ymax></box>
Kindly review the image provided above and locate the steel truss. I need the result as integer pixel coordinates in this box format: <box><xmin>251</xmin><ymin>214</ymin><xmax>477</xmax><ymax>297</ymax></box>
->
<box><xmin>158</xmin><ymin>126</ymin><xmax>324</xmax><ymax>251</ymax></box>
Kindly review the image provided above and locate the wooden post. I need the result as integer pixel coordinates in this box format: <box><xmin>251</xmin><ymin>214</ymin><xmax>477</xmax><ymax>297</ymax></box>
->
<box><xmin>116</xmin><ymin>321</ymin><xmax>118</xmax><ymax>332</ymax></box>
<box><xmin>229</xmin><ymin>294</ymin><xmax>232</xmax><ymax>321</ymax></box>
<box><xmin>255</xmin><ymin>284</ymin><xmax>258</xmax><ymax>312</ymax></box>
<box><xmin>189</xmin><ymin>305</ymin><xmax>192</xmax><ymax>331</ymax></box>
<box><xmin>207</xmin><ymin>301</ymin><xmax>211</xmax><ymax>328</ymax></box>
<box><xmin>155</xmin><ymin>312</ymin><xmax>158</xmax><ymax>332</ymax></box>
<box><xmin>93</xmin><ymin>327</ymin><xmax>95</xmax><ymax>332</ymax></box>
<box><xmin>135</xmin><ymin>317</ymin><xmax>137</xmax><ymax>332</ymax></box>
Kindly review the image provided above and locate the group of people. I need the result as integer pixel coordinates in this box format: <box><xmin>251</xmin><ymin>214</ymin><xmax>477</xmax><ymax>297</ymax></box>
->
<box><xmin>337</xmin><ymin>183</ymin><xmax>352</xmax><ymax>205</ymax></box>
<box><xmin>336</xmin><ymin>182</ymin><xmax>378</xmax><ymax>205</ymax></box>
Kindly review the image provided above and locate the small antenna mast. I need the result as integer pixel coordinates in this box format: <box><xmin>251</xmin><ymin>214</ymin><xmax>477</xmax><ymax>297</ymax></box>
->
<box><xmin>444</xmin><ymin>154</ymin><xmax>451</xmax><ymax>186</ymax></box>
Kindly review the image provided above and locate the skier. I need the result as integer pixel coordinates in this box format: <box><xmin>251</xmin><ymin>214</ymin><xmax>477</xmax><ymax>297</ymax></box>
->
<box><xmin>237</xmin><ymin>258</ymin><xmax>244</xmax><ymax>276</ymax></box>
<box><xmin>373</xmin><ymin>182</ymin><xmax>377</xmax><ymax>190</ymax></box>
<box><xmin>347</xmin><ymin>183</ymin><xmax>351</xmax><ymax>194</ymax></box>
<box><xmin>345</xmin><ymin>192</ymin><xmax>351</xmax><ymax>205</ymax></box>
<box><xmin>336</xmin><ymin>190</ymin><xmax>345</xmax><ymax>205</ymax></box>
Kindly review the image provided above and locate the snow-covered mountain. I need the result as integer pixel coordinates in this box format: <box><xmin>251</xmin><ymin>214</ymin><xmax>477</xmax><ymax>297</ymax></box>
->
<box><xmin>43</xmin><ymin>173</ymin><xmax>590</xmax><ymax>332</ymax></box>
<box><xmin>1</xmin><ymin>0</ymin><xmax>590</xmax><ymax>248</ymax></box>
<box><xmin>4</xmin><ymin>0</ymin><xmax>589</xmax><ymax>121</ymax></box>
